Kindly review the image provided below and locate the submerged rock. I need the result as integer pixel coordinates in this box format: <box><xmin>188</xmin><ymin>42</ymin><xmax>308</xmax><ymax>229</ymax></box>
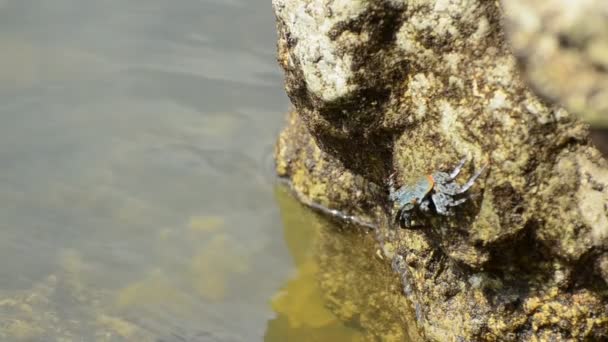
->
<box><xmin>272</xmin><ymin>0</ymin><xmax>608</xmax><ymax>341</ymax></box>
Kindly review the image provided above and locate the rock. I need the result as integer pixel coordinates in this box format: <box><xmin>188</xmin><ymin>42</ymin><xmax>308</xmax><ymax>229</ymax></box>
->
<box><xmin>275</xmin><ymin>110</ymin><xmax>382</xmax><ymax>228</ymax></box>
<box><xmin>501</xmin><ymin>0</ymin><xmax>608</xmax><ymax>127</ymax></box>
<box><xmin>272</xmin><ymin>0</ymin><xmax>608</xmax><ymax>340</ymax></box>
<box><xmin>274</xmin><ymin>0</ymin><xmax>409</xmax><ymax>183</ymax></box>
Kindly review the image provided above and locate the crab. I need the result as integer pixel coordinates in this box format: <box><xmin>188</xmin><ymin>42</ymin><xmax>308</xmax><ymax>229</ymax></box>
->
<box><xmin>388</xmin><ymin>157</ymin><xmax>487</xmax><ymax>227</ymax></box>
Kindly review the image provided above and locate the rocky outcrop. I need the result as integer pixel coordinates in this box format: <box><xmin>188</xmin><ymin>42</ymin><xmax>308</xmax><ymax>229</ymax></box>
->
<box><xmin>273</xmin><ymin>0</ymin><xmax>608</xmax><ymax>340</ymax></box>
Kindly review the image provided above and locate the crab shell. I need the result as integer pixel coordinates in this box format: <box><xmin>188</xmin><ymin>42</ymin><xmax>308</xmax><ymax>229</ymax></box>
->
<box><xmin>391</xmin><ymin>174</ymin><xmax>435</xmax><ymax>211</ymax></box>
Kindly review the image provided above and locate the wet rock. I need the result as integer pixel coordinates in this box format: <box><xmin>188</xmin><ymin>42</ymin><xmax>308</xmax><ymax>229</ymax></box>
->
<box><xmin>275</xmin><ymin>110</ymin><xmax>383</xmax><ymax>228</ymax></box>
<box><xmin>501</xmin><ymin>0</ymin><xmax>608</xmax><ymax>127</ymax></box>
<box><xmin>273</xmin><ymin>0</ymin><xmax>608</xmax><ymax>340</ymax></box>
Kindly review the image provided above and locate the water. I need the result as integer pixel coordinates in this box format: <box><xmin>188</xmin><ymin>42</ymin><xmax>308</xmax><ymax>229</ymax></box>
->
<box><xmin>0</xmin><ymin>0</ymin><xmax>295</xmax><ymax>340</ymax></box>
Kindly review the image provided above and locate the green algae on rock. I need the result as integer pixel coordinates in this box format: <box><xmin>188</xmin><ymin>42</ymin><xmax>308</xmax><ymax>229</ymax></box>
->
<box><xmin>272</xmin><ymin>0</ymin><xmax>608</xmax><ymax>340</ymax></box>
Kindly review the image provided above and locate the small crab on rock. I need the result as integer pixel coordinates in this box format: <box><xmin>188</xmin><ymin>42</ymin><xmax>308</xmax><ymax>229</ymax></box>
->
<box><xmin>388</xmin><ymin>157</ymin><xmax>487</xmax><ymax>228</ymax></box>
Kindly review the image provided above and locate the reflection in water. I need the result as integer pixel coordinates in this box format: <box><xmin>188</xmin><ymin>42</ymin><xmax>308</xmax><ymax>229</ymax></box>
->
<box><xmin>265</xmin><ymin>186</ymin><xmax>365</xmax><ymax>341</ymax></box>
<box><xmin>266</xmin><ymin>186</ymin><xmax>421</xmax><ymax>342</ymax></box>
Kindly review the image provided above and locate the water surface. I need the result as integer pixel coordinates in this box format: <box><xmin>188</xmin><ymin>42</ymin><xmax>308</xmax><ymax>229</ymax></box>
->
<box><xmin>0</xmin><ymin>1</ymin><xmax>296</xmax><ymax>340</ymax></box>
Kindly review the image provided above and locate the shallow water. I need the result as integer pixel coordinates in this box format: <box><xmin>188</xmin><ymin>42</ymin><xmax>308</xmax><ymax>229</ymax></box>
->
<box><xmin>0</xmin><ymin>0</ymin><xmax>290</xmax><ymax>340</ymax></box>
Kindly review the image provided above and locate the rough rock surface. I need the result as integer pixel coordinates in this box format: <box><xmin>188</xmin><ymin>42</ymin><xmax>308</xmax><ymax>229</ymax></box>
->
<box><xmin>275</xmin><ymin>110</ymin><xmax>383</xmax><ymax>228</ymax></box>
<box><xmin>273</xmin><ymin>0</ymin><xmax>608</xmax><ymax>341</ymax></box>
<box><xmin>501</xmin><ymin>0</ymin><xmax>608</xmax><ymax>127</ymax></box>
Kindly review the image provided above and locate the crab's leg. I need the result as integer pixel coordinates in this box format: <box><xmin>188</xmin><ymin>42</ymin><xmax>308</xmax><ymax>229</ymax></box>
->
<box><xmin>419</xmin><ymin>199</ymin><xmax>431</xmax><ymax>213</ymax></box>
<box><xmin>432</xmin><ymin>193</ymin><xmax>453</xmax><ymax>216</ymax></box>
<box><xmin>447</xmin><ymin>198</ymin><xmax>467</xmax><ymax>207</ymax></box>
<box><xmin>400</xmin><ymin>210</ymin><xmax>413</xmax><ymax>227</ymax></box>
<box><xmin>457</xmin><ymin>164</ymin><xmax>487</xmax><ymax>194</ymax></box>
<box><xmin>449</xmin><ymin>156</ymin><xmax>468</xmax><ymax>180</ymax></box>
